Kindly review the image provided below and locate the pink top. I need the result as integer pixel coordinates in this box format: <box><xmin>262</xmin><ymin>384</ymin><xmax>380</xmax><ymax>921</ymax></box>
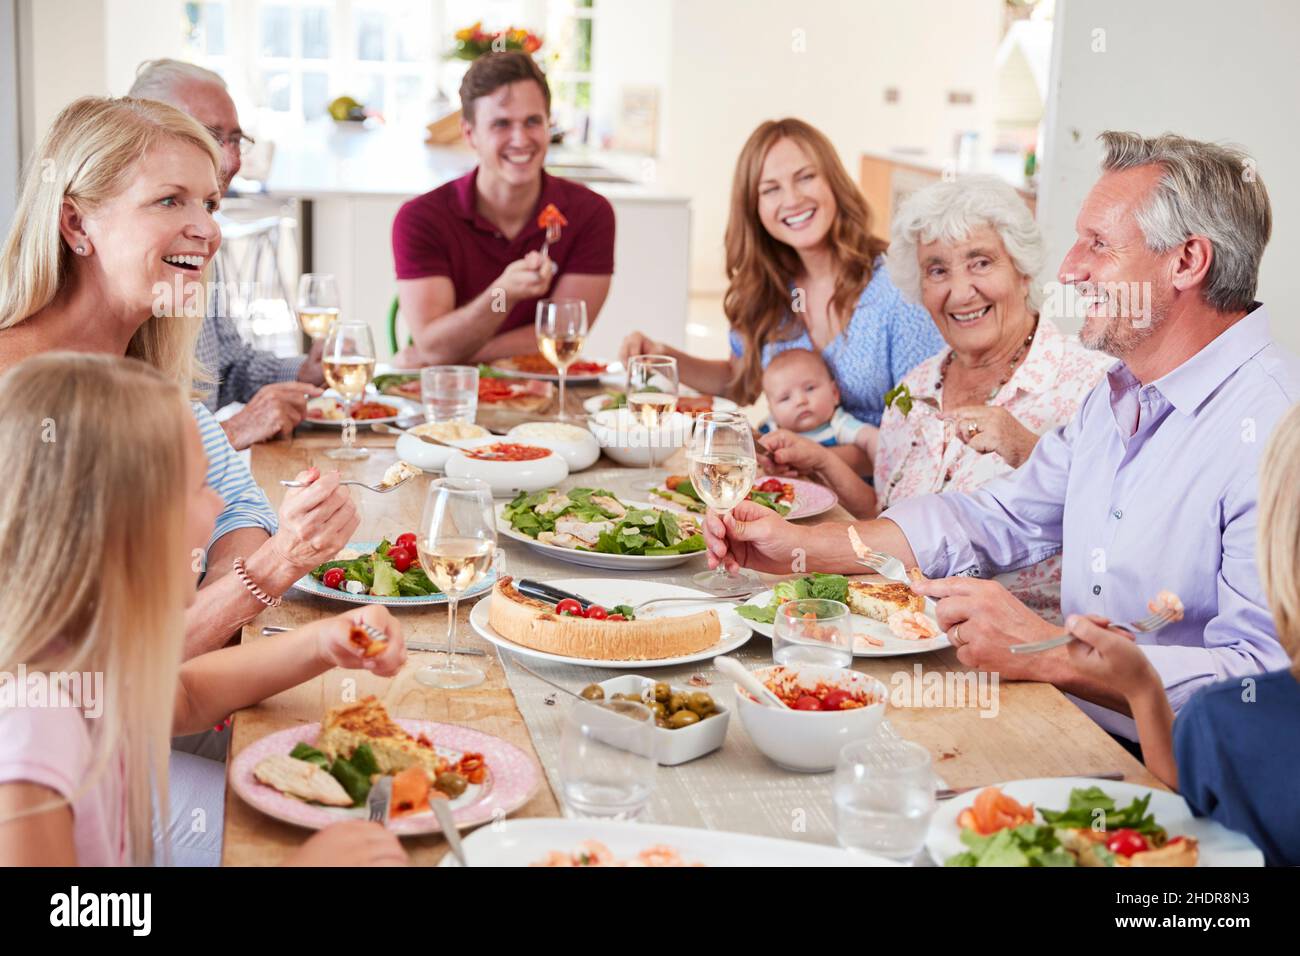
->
<box><xmin>0</xmin><ymin>698</ymin><xmax>127</xmax><ymax>866</ymax></box>
<box><xmin>874</xmin><ymin>317</ymin><xmax>1112</xmax><ymax>620</ymax></box>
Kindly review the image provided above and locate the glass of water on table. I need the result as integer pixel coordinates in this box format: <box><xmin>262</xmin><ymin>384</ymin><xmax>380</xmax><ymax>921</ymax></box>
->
<box><xmin>559</xmin><ymin>698</ymin><xmax>656</xmax><ymax>820</ymax></box>
<box><xmin>834</xmin><ymin>737</ymin><xmax>935</xmax><ymax>863</ymax></box>
<box><xmin>773</xmin><ymin>598</ymin><xmax>853</xmax><ymax>667</ymax></box>
<box><xmin>421</xmin><ymin>365</ymin><xmax>479</xmax><ymax>423</ymax></box>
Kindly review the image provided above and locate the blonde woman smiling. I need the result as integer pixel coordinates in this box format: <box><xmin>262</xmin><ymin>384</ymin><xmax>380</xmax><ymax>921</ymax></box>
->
<box><xmin>0</xmin><ymin>354</ymin><xmax>408</xmax><ymax>867</ymax></box>
<box><xmin>0</xmin><ymin>96</ymin><xmax>356</xmax><ymax>659</ymax></box>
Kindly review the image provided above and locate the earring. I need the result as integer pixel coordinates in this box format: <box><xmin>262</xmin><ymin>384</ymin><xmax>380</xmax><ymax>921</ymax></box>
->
<box><xmin>75</xmin><ymin>245</ymin><xmax>85</xmax><ymax>255</ymax></box>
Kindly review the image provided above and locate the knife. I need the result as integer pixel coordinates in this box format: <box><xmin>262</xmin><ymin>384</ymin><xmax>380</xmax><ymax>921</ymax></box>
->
<box><xmin>431</xmin><ymin>797</ymin><xmax>469</xmax><ymax>866</ymax></box>
<box><xmin>516</xmin><ymin>578</ymin><xmax>599</xmax><ymax>610</ymax></box>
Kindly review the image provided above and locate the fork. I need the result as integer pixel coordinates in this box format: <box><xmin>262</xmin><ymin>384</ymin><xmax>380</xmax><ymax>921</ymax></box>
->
<box><xmin>367</xmin><ymin>775</ymin><xmax>392</xmax><ymax>826</ymax></box>
<box><xmin>631</xmin><ymin>591</ymin><xmax>758</xmax><ymax>614</ymax></box>
<box><xmin>279</xmin><ymin>473</ymin><xmax>414</xmax><ymax>494</ymax></box>
<box><xmin>1010</xmin><ymin>604</ymin><xmax>1181</xmax><ymax>655</ymax></box>
<box><xmin>853</xmin><ymin>550</ymin><xmax>910</xmax><ymax>584</ymax></box>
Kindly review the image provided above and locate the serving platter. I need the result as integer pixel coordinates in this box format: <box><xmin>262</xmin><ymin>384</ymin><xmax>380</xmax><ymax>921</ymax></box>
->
<box><xmin>495</xmin><ymin>500</ymin><xmax>706</xmax><ymax>571</ymax></box>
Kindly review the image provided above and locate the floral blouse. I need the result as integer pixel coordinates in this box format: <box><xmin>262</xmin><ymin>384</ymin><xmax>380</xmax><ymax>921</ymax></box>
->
<box><xmin>874</xmin><ymin>316</ymin><xmax>1113</xmax><ymax>622</ymax></box>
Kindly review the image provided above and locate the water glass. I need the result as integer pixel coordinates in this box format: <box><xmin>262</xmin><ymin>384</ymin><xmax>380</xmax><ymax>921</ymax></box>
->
<box><xmin>833</xmin><ymin>737</ymin><xmax>935</xmax><ymax>862</ymax></box>
<box><xmin>421</xmin><ymin>365</ymin><xmax>479</xmax><ymax>424</ymax></box>
<box><xmin>773</xmin><ymin>598</ymin><xmax>853</xmax><ymax>668</ymax></box>
<box><xmin>559</xmin><ymin>699</ymin><xmax>656</xmax><ymax>820</ymax></box>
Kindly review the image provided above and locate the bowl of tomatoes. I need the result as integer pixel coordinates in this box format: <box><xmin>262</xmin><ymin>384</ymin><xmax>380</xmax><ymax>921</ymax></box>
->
<box><xmin>734</xmin><ymin>663</ymin><xmax>887</xmax><ymax>773</ymax></box>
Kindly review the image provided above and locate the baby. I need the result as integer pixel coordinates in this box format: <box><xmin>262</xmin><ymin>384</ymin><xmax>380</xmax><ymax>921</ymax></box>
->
<box><xmin>760</xmin><ymin>348</ymin><xmax>877</xmax><ymax>458</ymax></box>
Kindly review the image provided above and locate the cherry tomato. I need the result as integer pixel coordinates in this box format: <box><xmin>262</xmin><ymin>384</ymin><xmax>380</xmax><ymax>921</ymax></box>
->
<box><xmin>794</xmin><ymin>695</ymin><xmax>824</xmax><ymax>711</ymax></box>
<box><xmin>395</xmin><ymin>533</ymin><xmax>417</xmax><ymax>549</ymax></box>
<box><xmin>584</xmin><ymin>605</ymin><xmax>609</xmax><ymax>620</ymax></box>
<box><xmin>1106</xmin><ymin>828</ymin><xmax>1149</xmax><ymax>857</ymax></box>
<box><xmin>555</xmin><ymin>598</ymin><xmax>583</xmax><ymax>617</ymax></box>
<box><xmin>606</xmin><ymin>614</ymin><xmax>626</xmax><ymax>621</ymax></box>
<box><xmin>322</xmin><ymin>568</ymin><xmax>345</xmax><ymax>589</ymax></box>
<box><xmin>821</xmin><ymin>690</ymin><xmax>852</xmax><ymax>711</ymax></box>
<box><xmin>389</xmin><ymin>547</ymin><xmax>413</xmax><ymax>573</ymax></box>
<box><xmin>758</xmin><ymin>478</ymin><xmax>784</xmax><ymax>493</ymax></box>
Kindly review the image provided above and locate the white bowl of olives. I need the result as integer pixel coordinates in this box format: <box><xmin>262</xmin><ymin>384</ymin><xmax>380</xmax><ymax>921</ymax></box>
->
<box><xmin>589</xmin><ymin>675</ymin><xmax>728</xmax><ymax>766</ymax></box>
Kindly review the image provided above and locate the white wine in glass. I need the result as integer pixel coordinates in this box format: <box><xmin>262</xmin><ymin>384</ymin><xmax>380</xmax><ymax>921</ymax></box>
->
<box><xmin>321</xmin><ymin>320</ymin><xmax>376</xmax><ymax>460</ymax></box>
<box><xmin>689</xmin><ymin>411</ymin><xmax>761</xmax><ymax>593</ymax></box>
<box><xmin>296</xmin><ymin>273</ymin><xmax>340</xmax><ymax>341</ymax></box>
<box><xmin>415</xmin><ymin>477</ymin><xmax>498</xmax><ymax>690</ymax></box>
<box><xmin>626</xmin><ymin>354</ymin><xmax>679</xmax><ymax>493</ymax></box>
<box><xmin>535</xmin><ymin>298</ymin><xmax>588</xmax><ymax>421</ymax></box>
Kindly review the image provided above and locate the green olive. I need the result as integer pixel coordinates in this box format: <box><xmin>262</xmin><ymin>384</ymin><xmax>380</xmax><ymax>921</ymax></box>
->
<box><xmin>580</xmin><ymin>684</ymin><xmax>605</xmax><ymax>700</ymax></box>
<box><xmin>667</xmin><ymin>692</ymin><xmax>688</xmax><ymax>714</ymax></box>
<box><xmin>655</xmin><ymin>717</ymin><xmax>669</xmax><ymax>729</ymax></box>
<box><xmin>653</xmin><ymin>682</ymin><xmax>672</xmax><ymax>703</ymax></box>
<box><xmin>649</xmin><ymin>701</ymin><xmax>667</xmax><ymax>719</ymax></box>
<box><xmin>434</xmin><ymin>771</ymin><xmax>468</xmax><ymax>798</ymax></box>
<box><xmin>667</xmin><ymin>709</ymin><xmax>700</xmax><ymax>730</ymax></box>
<box><xmin>686</xmin><ymin>692</ymin><xmax>716</xmax><ymax>717</ymax></box>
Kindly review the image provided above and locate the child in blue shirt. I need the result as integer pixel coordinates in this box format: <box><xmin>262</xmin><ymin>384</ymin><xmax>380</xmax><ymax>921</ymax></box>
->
<box><xmin>759</xmin><ymin>348</ymin><xmax>878</xmax><ymax>461</ymax></box>
<box><xmin>1063</xmin><ymin>404</ymin><xmax>1300</xmax><ymax>867</ymax></box>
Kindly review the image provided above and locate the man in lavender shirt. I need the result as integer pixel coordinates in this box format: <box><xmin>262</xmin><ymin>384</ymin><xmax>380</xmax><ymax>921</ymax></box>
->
<box><xmin>705</xmin><ymin>131</ymin><xmax>1298</xmax><ymax>740</ymax></box>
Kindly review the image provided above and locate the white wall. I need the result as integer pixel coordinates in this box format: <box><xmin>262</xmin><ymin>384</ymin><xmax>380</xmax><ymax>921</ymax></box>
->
<box><xmin>0</xmin><ymin>0</ymin><xmax>20</xmax><ymax>233</ymax></box>
<box><xmin>1040</xmin><ymin>0</ymin><xmax>1300</xmax><ymax>352</ymax></box>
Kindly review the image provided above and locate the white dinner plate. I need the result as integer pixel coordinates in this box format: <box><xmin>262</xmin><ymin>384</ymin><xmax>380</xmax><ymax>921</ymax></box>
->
<box><xmin>926</xmin><ymin>777</ymin><xmax>1263</xmax><ymax>867</ymax></box>
<box><xmin>304</xmin><ymin>393</ymin><xmax>421</xmax><ymax>428</ymax></box>
<box><xmin>581</xmin><ymin>393</ymin><xmax>740</xmax><ymax>417</ymax></box>
<box><xmin>495</xmin><ymin>499</ymin><xmax>706</xmax><ymax>571</ymax></box>
<box><xmin>292</xmin><ymin>540</ymin><xmax>497</xmax><ymax>607</ymax></box>
<box><xmin>469</xmin><ymin>577</ymin><xmax>752</xmax><ymax>668</ymax></box>
<box><xmin>489</xmin><ymin>356</ymin><xmax>613</xmax><ymax>382</ymax></box>
<box><xmin>440</xmin><ymin>817</ymin><xmax>899</xmax><ymax>866</ymax></box>
<box><xmin>739</xmin><ymin>585</ymin><xmax>950</xmax><ymax>658</ymax></box>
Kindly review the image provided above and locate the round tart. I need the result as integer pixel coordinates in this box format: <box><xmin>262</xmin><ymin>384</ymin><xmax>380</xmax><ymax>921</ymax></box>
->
<box><xmin>487</xmin><ymin>576</ymin><xmax>721</xmax><ymax>661</ymax></box>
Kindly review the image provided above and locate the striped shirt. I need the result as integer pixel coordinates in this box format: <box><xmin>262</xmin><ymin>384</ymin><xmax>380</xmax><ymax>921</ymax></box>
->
<box><xmin>193</xmin><ymin>402</ymin><xmax>278</xmax><ymax>548</ymax></box>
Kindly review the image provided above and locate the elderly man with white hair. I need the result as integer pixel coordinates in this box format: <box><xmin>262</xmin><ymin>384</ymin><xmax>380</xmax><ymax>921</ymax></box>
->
<box><xmin>706</xmin><ymin>132</ymin><xmax>1300</xmax><ymax>744</ymax></box>
<box><xmin>129</xmin><ymin>58</ymin><xmax>327</xmax><ymax>450</ymax></box>
<box><xmin>760</xmin><ymin>175</ymin><xmax>1111</xmax><ymax>619</ymax></box>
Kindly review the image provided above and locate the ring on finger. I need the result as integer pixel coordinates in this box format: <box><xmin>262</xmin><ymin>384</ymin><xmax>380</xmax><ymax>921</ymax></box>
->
<box><xmin>950</xmin><ymin>623</ymin><xmax>963</xmax><ymax>647</ymax></box>
<box><xmin>965</xmin><ymin>421</ymin><xmax>980</xmax><ymax>438</ymax></box>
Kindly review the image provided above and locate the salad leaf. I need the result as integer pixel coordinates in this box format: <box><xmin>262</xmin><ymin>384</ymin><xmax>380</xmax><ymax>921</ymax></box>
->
<box><xmin>397</xmin><ymin>567</ymin><xmax>438</xmax><ymax>597</ymax></box>
<box><xmin>804</xmin><ymin>573</ymin><xmax>849</xmax><ymax>603</ymax></box>
<box><xmin>328</xmin><ymin>755</ymin><xmax>371</xmax><ymax>806</ymax></box>
<box><xmin>1038</xmin><ymin>787</ymin><xmax>1164</xmax><ymax>839</ymax></box>
<box><xmin>371</xmin><ymin>556</ymin><xmax>401</xmax><ymax>598</ymax></box>
<box><xmin>348</xmin><ymin>744</ymin><xmax>380</xmax><ymax>777</ymax></box>
<box><xmin>609</xmin><ymin>604</ymin><xmax>636</xmax><ymax>620</ymax></box>
<box><xmin>945</xmin><ymin>824</ymin><xmax>1077</xmax><ymax>868</ymax></box>
<box><xmin>289</xmin><ymin>742</ymin><xmax>330</xmax><ymax>769</ymax></box>
<box><xmin>736</xmin><ymin>603</ymin><xmax>777</xmax><ymax>625</ymax></box>
<box><xmin>477</xmin><ymin>363</ymin><xmax>508</xmax><ymax>379</ymax></box>
<box><xmin>738</xmin><ymin>574</ymin><xmax>850</xmax><ymax>624</ymax></box>
<box><xmin>372</xmin><ymin>372</ymin><xmax>417</xmax><ymax>394</ymax></box>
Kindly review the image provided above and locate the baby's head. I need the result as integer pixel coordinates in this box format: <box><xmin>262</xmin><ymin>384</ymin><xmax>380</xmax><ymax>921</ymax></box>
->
<box><xmin>762</xmin><ymin>348</ymin><xmax>840</xmax><ymax>433</ymax></box>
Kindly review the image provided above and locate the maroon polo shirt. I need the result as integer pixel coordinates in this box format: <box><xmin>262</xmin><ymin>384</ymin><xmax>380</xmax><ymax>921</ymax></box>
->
<box><xmin>392</xmin><ymin>168</ymin><xmax>616</xmax><ymax>334</ymax></box>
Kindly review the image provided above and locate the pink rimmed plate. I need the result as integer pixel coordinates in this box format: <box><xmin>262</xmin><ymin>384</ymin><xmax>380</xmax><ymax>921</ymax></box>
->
<box><xmin>229</xmin><ymin>718</ymin><xmax>542</xmax><ymax>836</ymax></box>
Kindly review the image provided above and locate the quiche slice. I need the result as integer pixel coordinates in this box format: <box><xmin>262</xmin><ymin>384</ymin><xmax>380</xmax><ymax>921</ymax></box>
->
<box><xmin>317</xmin><ymin>696</ymin><xmax>445</xmax><ymax>779</ymax></box>
<box><xmin>846</xmin><ymin>580</ymin><xmax>925</xmax><ymax>623</ymax></box>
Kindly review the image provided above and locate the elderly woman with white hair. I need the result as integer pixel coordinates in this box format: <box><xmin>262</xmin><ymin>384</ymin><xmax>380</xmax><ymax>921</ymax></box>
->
<box><xmin>761</xmin><ymin>175</ymin><xmax>1111</xmax><ymax>616</ymax></box>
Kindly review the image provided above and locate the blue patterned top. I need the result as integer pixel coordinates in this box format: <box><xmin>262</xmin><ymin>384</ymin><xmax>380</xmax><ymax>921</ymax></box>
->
<box><xmin>729</xmin><ymin>260</ymin><xmax>943</xmax><ymax>426</ymax></box>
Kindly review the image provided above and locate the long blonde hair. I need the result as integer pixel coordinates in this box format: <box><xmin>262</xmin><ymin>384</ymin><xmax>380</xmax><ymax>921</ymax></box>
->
<box><xmin>0</xmin><ymin>353</ymin><xmax>193</xmax><ymax>864</ymax></box>
<box><xmin>724</xmin><ymin>118</ymin><xmax>889</xmax><ymax>404</ymax></box>
<box><xmin>0</xmin><ymin>96</ymin><xmax>222</xmax><ymax>388</ymax></box>
<box><xmin>1258</xmin><ymin>403</ymin><xmax>1300</xmax><ymax>678</ymax></box>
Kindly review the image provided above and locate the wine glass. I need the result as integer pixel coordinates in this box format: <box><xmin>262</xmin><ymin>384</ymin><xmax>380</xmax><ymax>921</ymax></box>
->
<box><xmin>414</xmin><ymin>477</ymin><xmax>498</xmax><ymax>690</ymax></box>
<box><xmin>625</xmin><ymin>354</ymin><xmax>679</xmax><ymax>493</ymax></box>
<box><xmin>296</xmin><ymin>273</ymin><xmax>340</xmax><ymax>342</ymax></box>
<box><xmin>689</xmin><ymin>410</ymin><xmax>761</xmax><ymax>593</ymax></box>
<box><xmin>535</xmin><ymin>298</ymin><xmax>588</xmax><ymax>421</ymax></box>
<box><xmin>321</xmin><ymin>320</ymin><xmax>376</xmax><ymax>460</ymax></box>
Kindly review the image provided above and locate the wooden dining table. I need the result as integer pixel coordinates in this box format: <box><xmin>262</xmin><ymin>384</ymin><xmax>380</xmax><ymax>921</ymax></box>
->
<box><xmin>220</xmin><ymin>386</ymin><xmax>1162</xmax><ymax>866</ymax></box>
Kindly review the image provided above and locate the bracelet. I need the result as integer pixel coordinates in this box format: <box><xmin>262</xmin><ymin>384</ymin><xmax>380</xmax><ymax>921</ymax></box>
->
<box><xmin>232</xmin><ymin>556</ymin><xmax>283</xmax><ymax>608</ymax></box>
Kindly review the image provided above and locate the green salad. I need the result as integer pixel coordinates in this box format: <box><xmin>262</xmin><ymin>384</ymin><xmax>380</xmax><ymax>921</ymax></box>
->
<box><xmin>735</xmin><ymin>573</ymin><xmax>849</xmax><ymax>624</ymax></box>
<box><xmin>651</xmin><ymin>476</ymin><xmax>793</xmax><ymax>517</ymax></box>
<box><xmin>310</xmin><ymin>539</ymin><xmax>440</xmax><ymax>598</ymax></box>
<box><xmin>504</xmin><ymin>487</ymin><xmax>705</xmax><ymax>557</ymax></box>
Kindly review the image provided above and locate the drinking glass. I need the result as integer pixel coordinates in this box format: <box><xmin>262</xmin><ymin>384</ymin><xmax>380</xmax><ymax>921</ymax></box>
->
<box><xmin>535</xmin><ymin>298</ymin><xmax>588</xmax><ymax>421</ymax></box>
<box><xmin>773</xmin><ymin>598</ymin><xmax>853</xmax><ymax>667</ymax></box>
<box><xmin>625</xmin><ymin>354</ymin><xmax>679</xmax><ymax>492</ymax></box>
<box><xmin>296</xmin><ymin>273</ymin><xmax>340</xmax><ymax>342</ymax></box>
<box><xmin>834</xmin><ymin>737</ymin><xmax>935</xmax><ymax>862</ymax></box>
<box><xmin>558</xmin><ymin>699</ymin><xmax>657</xmax><ymax>820</ymax></box>
<box><xmin>688</xmin><ymin>410</ymin><xmax>760</xmax><ymax>592</ymax></box>
<box><xmin>413</xmin><ymin>477</ymin><xmax>498</xmax><ymax>690</ymax></box>
<box><xmin>321</xmin><ymin>320</ymin><xmax>375</xmax><ymax>460</ymax></box>
<box><xmin>421</xmin><ymin>365</ymin><xmax>479</xmax><ymax>424</ymax></box>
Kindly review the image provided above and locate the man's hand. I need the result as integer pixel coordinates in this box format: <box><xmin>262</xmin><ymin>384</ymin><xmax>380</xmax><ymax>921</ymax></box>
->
<box><xmin>222</xmin><ymin>382</ymin><xmax>323</xmax><ymax>450</ymax></box>
<box><xmin>940</xmin><ymin>405</ymin><xmax>1039</xmax><ymax>468</ymax></box>
<box><xmin>909</xmin><ymin>575</ymin><xmax>1059</xmax><ymax>679</ymax></box>
<box><xmin>297</xmin><ymin>338</ymin><xmax>326</xmax><ymax>386</ymax></box>
<box><xmin>703</xmin><ymin>499</ymin><xmax>807</xmax><ymax>575</ymax></box>
<box><xmin>267</xmin><ymin>468</ymin><xmax>360</xmax><ymax>576</ymax></box>
<box><xmin>495</xmin><ymin>251</ymin><xmax>554</xmax><ymax>303</ymax></box>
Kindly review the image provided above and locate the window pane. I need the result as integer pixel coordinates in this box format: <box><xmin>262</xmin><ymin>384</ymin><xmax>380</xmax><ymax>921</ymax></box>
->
<box><xmin>301</xmin><ymin>5</ymin><xmax>330</xmax><ymax>59</ymax></box>
<box><xmin>302</xmin><ymin>72</ymin><xmax>330</xmax><ymax>119</ymax></box>
<box><xmin>353</xmin><ymin>73</ymin><xmax>386</xmax><ymax>112</ymax></box>
<box><xmin>205</xmin><ymin>1</ymin><xmax>227</xmax><ymax>56</ymax></box>
<box><xmin>575</xmin><ymin>17</ymin><xmax>592</xmax><ymax>72</ymax></box>
<box><xmin>263</xmin><ymin>70</ymin><xmax>292</xmax><ymax>112</ymax></box>
<box><xmin>392</xmin><ymin>74</ymin><xmax>426</xmax><ymax>123</ymax></box>
<box><xmin>355</xmin><ymin>9</ymin><xmax>386</xmax><ymax>61</ymax></box>
<box><xmin>260</xmin><ymin>4</ymin><xmax>291</xmax><ymax>58</ymax></box>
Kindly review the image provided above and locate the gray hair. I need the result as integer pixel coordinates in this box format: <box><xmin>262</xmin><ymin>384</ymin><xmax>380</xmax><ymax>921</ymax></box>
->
<box><xmin>1099</xmin><ymin>131</ymin><xmax>1270</xmax><ymax>313</ymax></box>
<box><xmin>886</xmin><ymin>175</ymin><xmax>1045</xmax><ymax>311</ymax></box>
<box><xmin>128</xmin><ymin>58</ymin><xmax>226</xmax><ymax>102</ymax></box>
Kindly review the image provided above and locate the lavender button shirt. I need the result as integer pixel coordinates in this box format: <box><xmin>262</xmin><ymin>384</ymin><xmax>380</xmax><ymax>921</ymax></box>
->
<box><xmin>883</xmin><ymin>305</ymin><xmax>1299</xmax><ymax>739</ymax></box>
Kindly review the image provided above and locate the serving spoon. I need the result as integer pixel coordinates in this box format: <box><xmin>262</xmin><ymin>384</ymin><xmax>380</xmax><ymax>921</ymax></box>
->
<box><xmin>713</xmin><ymin>655</ymin><xmax>788</xmax><ymax>709</ymax></box>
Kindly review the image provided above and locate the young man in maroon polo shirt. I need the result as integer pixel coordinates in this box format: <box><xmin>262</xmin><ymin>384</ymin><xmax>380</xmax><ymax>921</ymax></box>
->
<box><xmin>391</xmin><ymin>52</ymin><xmax>615</xmax><ymax>367</ymax></box>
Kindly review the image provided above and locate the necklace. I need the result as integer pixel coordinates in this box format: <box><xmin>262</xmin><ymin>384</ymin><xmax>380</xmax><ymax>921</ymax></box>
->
<box><xmin>936</xmin><ymin>317</ymin><xmax>1039</xmax><ymax>403</ymax></box>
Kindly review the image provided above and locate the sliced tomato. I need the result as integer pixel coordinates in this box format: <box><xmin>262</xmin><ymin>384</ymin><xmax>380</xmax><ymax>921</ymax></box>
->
<box><xmin>820</xmin><ymin>690</ymin><xmax>853</xmax><ymax>711</ymax></box>
<box><xmin>555</xmin><ymin>598</ymin><xmax>583</xmax><ymax>617</ymax></box>
<box><xmin>584</xmin><ymin>604</ymin><xmax>608</xmax><ymax>620</ymax></box>
<box><xmin>1106</xmin><ymin>828</ymin><xmax>1150</xmax><ymax>857</ymax></box>
<box><xmin>606</xmin><ymin>614</ymin><xmax>626</xmax><ymax>621</ymax></box>
<box><xmin>322</xmin><ymin>568</ymin><xmax>345</xmax><ymax>589</ymax></box>
<box><xmin>794</xmin><ymin>695</ymin><xmax>824</xmax><ymax>711</ymax></box>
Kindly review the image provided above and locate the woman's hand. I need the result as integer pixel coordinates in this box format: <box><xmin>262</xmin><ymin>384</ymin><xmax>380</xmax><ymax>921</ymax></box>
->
<box><xmin>1065</xmin><ymin>614</ymin><xmax>1162</xmax><ymax>701</ymax></box>
<box><xmin>286</xmin><ymin>821</ymin><xmax>409</xmax><ymax>867</ymax></box>
<box><xmin>941</xmin><ymin>405</ymin><xmax>1039</xmax><ymax>467</ymax></box>
<box><xmin>268</xmin><ymin>468</ymin><xmax>361</xmax><ymax>576</ymax></box>
<box><xmin>759</xmin><ymin>429</ymin><xmax>834</xmax><ymax>478</ymax></box>
<box><xmin>618</xmin><ymin>331</ymin><xmax>667</xmax><ymax>365</ymax></box>
<box><xmin>703</xmin><ymin>499</ymin><xmax>806</xmax><ymax>575</ymax></box>
<box><xmin>313</xmin><ymin>605</ymin><xmax>407</xmax><ymax>677</ymax></box>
